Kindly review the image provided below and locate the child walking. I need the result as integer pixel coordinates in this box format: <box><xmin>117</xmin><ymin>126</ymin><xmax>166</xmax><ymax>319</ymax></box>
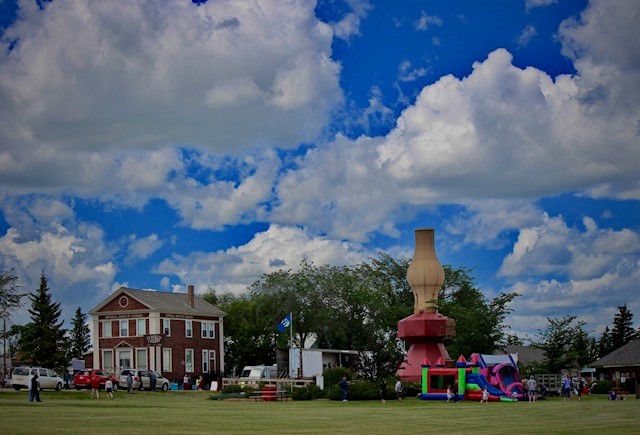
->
<box><xmin>105</xmin><ymin>378</ymin><xmax>114</xmax><ymax>399</ymax></box>
<box><xmin>481</xmin><ymin>387</ymin><xmax>489</xmax><ymax>403</ymax></box>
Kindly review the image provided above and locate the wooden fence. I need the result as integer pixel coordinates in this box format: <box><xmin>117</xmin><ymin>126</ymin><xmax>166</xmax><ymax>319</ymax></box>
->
<box><xmin>222</xmin><ymin>377</ymin><xmax>315</xmax><ymax>389</ymax></box>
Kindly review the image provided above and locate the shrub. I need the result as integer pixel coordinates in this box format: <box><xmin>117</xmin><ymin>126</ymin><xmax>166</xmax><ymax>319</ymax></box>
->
<box><xmin>323</xmin><ymin>367</ymin><xmax>352</xmax><ymax>383</ymax></box>
<box><xmin>591</xmin><ymin>379</ymin><xmax>612</xmax><ymax>394</ymax></box>
<box><xmin>220</xmin><ymin>384</ymin><xmax>258</xmax><ymax>395</ymax></box>
<box><xmin>291</xmin><ymin>383</ymin><xmax>324</xmax><ymax>401</ymax></box>
<box><xmin>221</xmin><ymin>384</ymin><xmax>242</xmax><ymax>394</ymax></box>
<box><xmin>402</xmin><ymin>381</ymin><xmax>421</xmax><ymax>398</ymax></box>
<box><xmin>329</xmin><ymin>380</ymin><xmax>381</xmax><ymax>401</ymax></box>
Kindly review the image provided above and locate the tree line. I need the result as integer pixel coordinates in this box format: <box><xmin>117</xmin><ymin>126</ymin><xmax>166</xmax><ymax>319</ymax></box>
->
<box><xmin>205</xmin><ymin>253</ymin><xmax>638</xmax><ymax>379</ymax></box>
<box><xmin>2</xmin><ymin>255</ymin><xmax>637</xmax><ymax>379</ymax></box>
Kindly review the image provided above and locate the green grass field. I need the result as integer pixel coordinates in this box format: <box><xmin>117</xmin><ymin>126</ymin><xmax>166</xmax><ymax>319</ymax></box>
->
<box><xmin>1</xmin><ymin>389</ymin><xmax>638</xmax><ymax>434</ymax></box>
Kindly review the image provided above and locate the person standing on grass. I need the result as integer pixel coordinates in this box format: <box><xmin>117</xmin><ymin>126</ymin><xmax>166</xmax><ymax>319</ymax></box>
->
<box><xmin>562</xmin><ymin>375</ymin><xmax>572</xmax><ymax>401</ymax></box>
<box><xmin>28</xmin><ymin>372</ymin><xmax>42</xmax><ymax>402</ymax></box>
<box><xmin>183</xmin><ymin>374</ymin><xmax>190</xmax><ymax>391</ymax></box>
<box><xmin>446</xmin><ymin>384</ymin><xmax>452</xmax><ymax>402</ymax></box>
<box><xmin>527</xmin><ymin>376</ymin><xmax>537</xmax><ymax>402</ymax></box>
<box><xmin>339</xmin><ymin>377</ymin><xmax>348</xmax><ymax>402</ymax></box>
<box><xmin>127</xmin><ymin>372</ymin><xmax>133</xmax><ymax>394</ymax></box>
<box><xmin>380</xmin><ymin>380</ymin><xmax>387</xmax><ymax>404</ymax></box>
<box><xmin>578</xmin><ymin>378</ymin><xmax>584</xmax><ymax>401</ymax></box>
<box><xmin>149</xmin><ymin>371</ymin><xmax>157</xmax><ymax>391</ymax></box>
<box><xmin>90</xmin><ymin>375</ymin><xmax>100</xmax><ymax>399</ymax></box>
<box><xmin>105</xmin><ymin>378</ymin><xmax>114</xmax><ymax>399</ymax></box>
<box><xmin>394</xmin><ymin>378</ymin><xmax>402</xmax><ymax>402</ymax></box>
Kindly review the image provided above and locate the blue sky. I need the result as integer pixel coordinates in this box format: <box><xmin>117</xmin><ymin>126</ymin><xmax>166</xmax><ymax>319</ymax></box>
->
<box><xmin>1</xmin><ymin>0</ymin><xmax>638</xmax><ymax>342</ymax></box>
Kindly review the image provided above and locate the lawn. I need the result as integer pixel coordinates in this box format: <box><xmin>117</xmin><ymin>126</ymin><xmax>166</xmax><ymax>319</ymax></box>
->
<box><xmin>0</xmin><ymin>389</ymin><xmax>639</xmax><ymax>434</ymax></box>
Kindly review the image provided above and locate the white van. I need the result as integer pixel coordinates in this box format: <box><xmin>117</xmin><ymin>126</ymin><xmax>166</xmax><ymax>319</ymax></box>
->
<box><xmin>239</xmin><ymin>364</ymin><xmax>278</xmax><ymax>382</ymax></box>
<box><xmin>11</xmin><ymin>366</ymin><xmax>64</xmax><ymax>391</ymax></box>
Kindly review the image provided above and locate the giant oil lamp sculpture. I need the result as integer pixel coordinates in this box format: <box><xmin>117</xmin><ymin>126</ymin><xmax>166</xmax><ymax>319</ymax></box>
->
<box><xmin>397</xmin><ymin>228</ymin><xmax>455</xmax><ymax>381</ymax></box>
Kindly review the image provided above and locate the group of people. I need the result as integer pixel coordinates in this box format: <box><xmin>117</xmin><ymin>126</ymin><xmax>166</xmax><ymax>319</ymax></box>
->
<box><xmin>90</xmin><ymin>376</ymin><xmax>114</xmax><ymax>399</ymax></box>
<box><xmin>182</xmin><ymin>374</ymin><xmax>205</xmax><ymax>391</ymax></box>
<box><xmin>446</xmin><ymin>381</ymin><xmax>460</xmax><ymax>402</ymax></box>
<box><xmin>560</xmin><ymin>374</ymin><xmax>587</xmax><ymax>401</ymax></box>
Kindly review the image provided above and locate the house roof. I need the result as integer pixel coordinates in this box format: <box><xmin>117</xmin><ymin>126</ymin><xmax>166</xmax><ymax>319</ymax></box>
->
<box><xmin>90</xmin><ymin>287</ymin><xmax>226</xmax><ymax>317</ymax></box>
<box><xmin>504</xmin><ymin>345</ymin><xmax>545</xmax><ymax>366</ymax></box>
<box><xmin>589</xmin><ymin>339</ymin><xmax>640</xmax><ymax>368</ymax></box>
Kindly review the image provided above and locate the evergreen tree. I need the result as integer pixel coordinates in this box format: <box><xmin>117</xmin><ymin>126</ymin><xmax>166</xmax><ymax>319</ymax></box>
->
<box><xmin>597</xmin><ymin>326</ymin><xmax>612</xmax><ymax>358</ymax></box>
<box><xmin>18</xmin><ymin>272</ymin><xmax>68</xmax><ymax>369</ymax></box>
<box><xmin>610</xmin><ymin>304</ymin><xmax>637</xmax><ymax>351</ymax></box>
<box><xmin>68</xmin><ymin>307</ymin><xmax>90</xmax><ymax>360</ymax></box>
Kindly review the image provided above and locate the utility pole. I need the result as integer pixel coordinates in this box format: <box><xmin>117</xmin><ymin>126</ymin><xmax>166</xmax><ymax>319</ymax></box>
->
<box><xmin>2</xmin><ymin>316</ymin><xmax>6</xmax><ymax>385</ymax></box>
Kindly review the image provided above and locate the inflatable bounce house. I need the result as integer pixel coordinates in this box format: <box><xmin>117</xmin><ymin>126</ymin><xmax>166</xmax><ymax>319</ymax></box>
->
<box><xmin>419</xmin><ymin>353</ymin><xmax>525</xmax><ymax>402</ymax></box>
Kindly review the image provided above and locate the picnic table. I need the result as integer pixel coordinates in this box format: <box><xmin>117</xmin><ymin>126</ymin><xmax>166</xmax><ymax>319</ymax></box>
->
<box><xmin>249</xmin><ymin>390</ymin><xmax>291</xmax><ymax>402</ymax></box>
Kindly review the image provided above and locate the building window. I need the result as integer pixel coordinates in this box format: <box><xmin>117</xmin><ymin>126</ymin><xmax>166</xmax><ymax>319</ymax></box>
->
<box><xmin>202</xmin><ymin>349</ymin><xmax>216</xmax><ymax>373</ymax></box>
<box><xmin>103</xmin><ymin>350</ymin><xmax>114</xmax><ymax>372</ymax></box>
<box><xmin>103</xmin><ymin>320</ymin><xmax>112</xmax><ymax>338</ymax></box>
<box><xmin>162</xmin><ymin>348</ymin><xmax>172</xmax><ymax>373</ymax></box>
<box><xmin>118</xmin><ymin>349</ymin><xmax>132</xmax><ymax>370</ymax></box>
<box><xmin>163</xmin><ymin>318</ymin><xmax>171</xmax><ymax>336</ymax></box>
<box><xmin>137</xmin><ymin>318</ymin><xmax>146</xmax><ymax>336</ymax></box>
<box><xmin>136</xmin><ymin>348</ymin><xmax>147</xmax><ymax>370</ymax></box>
<box><xmin>201</xmin><ymin>321</ymin><xmax>215</xmax><ymax>338</ymax></box>
<box><xmin>185</xmin><ymin>349</ymin><xmax>194</xmax><ymax>373</ymax></box>
<box><xmin>120</xmin><ymin>320</ymin><xmax>129</xmax><ymax>337</ymax></box>
<box><xmin>185</xmin><ymin>320</ymin><xmax>192</xmax><ymax>338</ymax></box>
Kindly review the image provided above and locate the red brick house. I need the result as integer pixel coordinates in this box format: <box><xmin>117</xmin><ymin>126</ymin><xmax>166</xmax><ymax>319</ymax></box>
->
<box><xmin>87</xmin><ymin>286</ymin><xmax>226</xmax><ymax>384</ymax></box>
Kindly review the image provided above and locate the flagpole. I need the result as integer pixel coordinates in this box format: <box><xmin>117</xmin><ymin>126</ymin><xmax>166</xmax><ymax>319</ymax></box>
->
<box><xmin>289</xmin><ymin>312</ymin><xmax>293</xmax><ymax>392</ymax></box>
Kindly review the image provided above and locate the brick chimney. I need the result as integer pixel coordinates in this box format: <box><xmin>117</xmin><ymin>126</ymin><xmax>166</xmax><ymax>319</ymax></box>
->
<box><xmin>188</xmin><ymin>285</ymin><xmax>195</xmax><ymax>308</ymax></box>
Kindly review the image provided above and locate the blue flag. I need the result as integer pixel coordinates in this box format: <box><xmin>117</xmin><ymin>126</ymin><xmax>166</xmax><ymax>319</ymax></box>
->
<box><xmin>277</xmin><ymin>313</ymin><xmax>292</xmax><ymax>333</ymax></box>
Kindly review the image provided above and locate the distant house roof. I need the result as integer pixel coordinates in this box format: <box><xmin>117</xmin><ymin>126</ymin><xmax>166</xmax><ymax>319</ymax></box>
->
<box><xmin>589</xmin><ymin>339</ymin><xmax>640</xmax><ymax>369</ymax></box>
<box><xmin>504</xmin><ymin>345</ymin><xmax>545</xmax><ymax>366</ymax></box>
<box><xmin>90</xmin><ymin>287</ymin><xmax>226</xmax><ymax>317</ymax></box>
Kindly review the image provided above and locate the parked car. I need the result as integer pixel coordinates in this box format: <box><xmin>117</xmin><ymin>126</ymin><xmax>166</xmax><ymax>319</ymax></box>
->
<box><xmin>118</xmin><ymin>369</ymin><xmax>170</xmax><ymax>391</ymax></box>
<box><xmin>73</xmin><ymin>369</ymin><xmax>119</xmax><ymax>391</ymax></box>
<box><xmin>11</xmin><ymin>366</ymin><xmax>64</xmax><ymax>391</ymax></box>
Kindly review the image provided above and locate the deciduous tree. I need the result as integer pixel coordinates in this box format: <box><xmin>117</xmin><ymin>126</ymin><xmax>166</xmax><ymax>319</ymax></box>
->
<box><xmin>436</xmin><ymin>266</ymin><xmax>518</xmax><ymax>358</ymax></box>
<box><xmin>534</xmin><ymin>316</ymin><xmax>588</xmax><ymax>373</ymax></box>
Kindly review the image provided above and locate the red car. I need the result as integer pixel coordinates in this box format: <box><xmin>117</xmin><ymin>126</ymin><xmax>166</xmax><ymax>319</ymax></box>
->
<box><xmin>74</xmin><ymin>369</ymin><xmax>119</xmax><ymax>391</ymax></box>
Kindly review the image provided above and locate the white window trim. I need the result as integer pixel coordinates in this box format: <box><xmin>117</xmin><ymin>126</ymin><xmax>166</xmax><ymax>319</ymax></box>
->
<box><xmin>201</xmin><ymin>321</ymin><xmax>215</xmax><ymax>339</ymax></box>
<box><xmin>209</xmin><ymin>349</ymin><xmax>216</xmax><ymax>374</ymax></box>
<box><xmin>163</xmin><ymin>348</ymin><xmax>172</xmax><ymax>372</ymax></box>
<box><xmin>136</xmin><ymin>348</ymin><xmax>148</xmax><ymax>370</ymax></box>
<box><xmin>185</xmin><ymin>320</ymin><xmax>193</xmax><ymax>338</ymax></box>
<box><xmin>185</xmin><ymin>349</ymin><xmax>194</xmax><ymax>373</ymax></box>
<box><xmin>103</xmin><ymin>320</ymin><xmax>112</xmax><ymax>338</ymax></box>
<box><xmin>120</xmin><ymin>319</ymin><xmax>129</xmax><ymax>337</ymax></box>
<box><xmin>102</xmin><ymin>349</ymin><xmax>114</xmax><ymax>372</ymax></box>
<box><xmin>163</xmin><ymin>318</ymin><xmax>171</xmax><ymax>336</ymax></box>
<box><xmin>137</xmin><ymin>318</ymin><xmax>146</xmax><ymax>336</ymax></box>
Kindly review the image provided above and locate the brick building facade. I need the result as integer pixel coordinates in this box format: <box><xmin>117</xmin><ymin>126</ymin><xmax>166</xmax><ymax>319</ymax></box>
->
<box><xmin>88</xmin><ymin>286</ymin><xmax>226</xmax><ymax>383</ymax></box>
